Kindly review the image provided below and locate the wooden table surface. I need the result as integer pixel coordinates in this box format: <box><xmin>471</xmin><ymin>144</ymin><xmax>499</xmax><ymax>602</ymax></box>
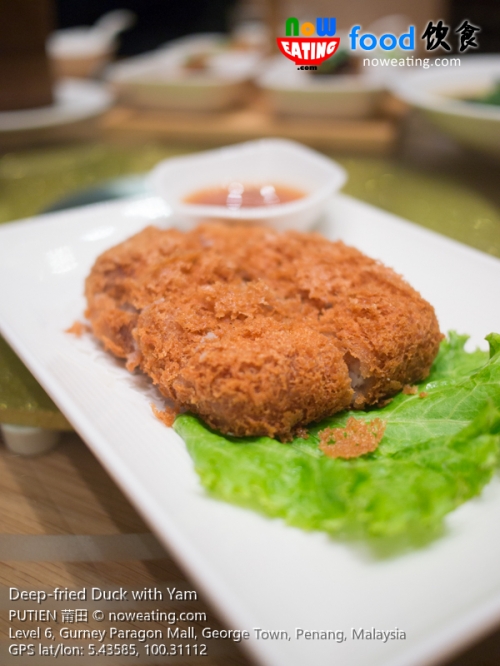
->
<box><xmin>0</xmin><ymin>429</ymin><xmax>257</xmax><ymax>665</ymax></box>
<box><xmin>101</xmin><ymin>96</ymin><xmax>400</xmax><ymax>156</ymax></box>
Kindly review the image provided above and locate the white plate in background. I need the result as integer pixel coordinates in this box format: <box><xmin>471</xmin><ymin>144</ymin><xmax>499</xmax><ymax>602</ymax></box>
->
<box><xmin>0</xmin><ymin>79</ymin><xmax>113</xmax><ymax>132</ymax></box>
<box><xmin>0</xmin><ymin>195</ymin><xmax>500</xmax><ymax>666</ymax></box>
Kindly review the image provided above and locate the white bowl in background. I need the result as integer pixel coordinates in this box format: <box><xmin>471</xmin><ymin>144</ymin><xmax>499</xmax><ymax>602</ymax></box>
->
<box><xmin>48</xmin><ymin>28</ymin><xmax>115</xmax><ymax>78</ymax></box>
<box><xmin>106</xmin><ymin>34</ymin><xmax>261</xmax><ymax>112</ymax></box>
<box><xmin>48</xmin><ymin>10</ymin><xmax>135</xmax><ymax>79</ymax></box>
<box><xmin>148</xmin><ymin>139</ymin><xmax>347</xmax><ymax>231</ymax></box>
<box><xmin>391</xmin><ymin>55</ymin><xmax>500</xmax><ymax>158</ymax></box>
<box><xmin>257</xmin><ymin>55</ymin><xmax>383</xmax><ymax>119</ymax></box>
<box><xmin>1</xmin><ymin>425</ymin><xmax>60</xmax><ymax>456</ymax></box>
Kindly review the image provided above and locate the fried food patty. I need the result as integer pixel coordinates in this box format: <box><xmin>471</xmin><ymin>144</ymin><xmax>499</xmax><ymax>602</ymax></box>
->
<box><xmin>85</xmin><ymin>223</ymin><xmax>441</xmax><ymax>439</ymax></box>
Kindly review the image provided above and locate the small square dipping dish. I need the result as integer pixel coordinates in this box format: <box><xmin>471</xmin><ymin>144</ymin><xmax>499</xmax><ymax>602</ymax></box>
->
<box><xmin>148</xmin><ymin>139</ymin><xmax>347</xmax><ymax>232</ymax></box>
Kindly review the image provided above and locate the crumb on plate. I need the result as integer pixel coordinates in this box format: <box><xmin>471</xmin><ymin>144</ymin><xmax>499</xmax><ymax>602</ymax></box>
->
<box><xmin>319</xmin><ymin>416</ymin><xmax>386</xmax><ymax>459</ymax></box>
<box><xmin>65</xmin><ymin>320</ymin><xmax>89</xmax><ymax>337</ymax></box>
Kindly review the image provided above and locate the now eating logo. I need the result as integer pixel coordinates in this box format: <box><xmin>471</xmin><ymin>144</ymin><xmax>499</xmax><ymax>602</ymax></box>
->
<box><xmin>276</xmin><ymin>17</ymin><xmax>340</xmax><ymax>66</ymax></box>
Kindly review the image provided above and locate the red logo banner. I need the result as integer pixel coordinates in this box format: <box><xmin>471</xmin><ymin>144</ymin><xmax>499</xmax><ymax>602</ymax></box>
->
<box><xmin>276</xmin><ymin>37</ymin><xmax>340</xmax><ymax>65</ymax></box>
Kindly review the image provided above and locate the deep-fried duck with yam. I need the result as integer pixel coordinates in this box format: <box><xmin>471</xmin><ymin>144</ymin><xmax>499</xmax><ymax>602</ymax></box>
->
<box><xmin>85</xmin><ymin>223</ymin><xmax>441</xmax><ymax>440</ymax></box>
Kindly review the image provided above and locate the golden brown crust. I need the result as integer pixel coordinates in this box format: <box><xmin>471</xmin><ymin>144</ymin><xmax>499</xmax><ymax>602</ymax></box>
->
<box><xmin>319</xmin><ymin>417</ymin><xmax>386</xmax><ymax>459</ymax></box>
<box><xmin>85</xmin><ymin>223</ymin><xmax>442</xmax><ymax>440</ymax></box>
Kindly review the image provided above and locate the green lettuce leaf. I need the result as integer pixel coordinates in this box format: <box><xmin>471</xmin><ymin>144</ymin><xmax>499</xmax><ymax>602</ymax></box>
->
<box><xmin>174</xmin><ymin>333</ymin><xmax>500</xmax><ymax>539</ymax></box>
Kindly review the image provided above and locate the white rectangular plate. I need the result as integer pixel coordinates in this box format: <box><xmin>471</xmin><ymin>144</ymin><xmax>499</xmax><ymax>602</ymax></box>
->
<box><xmin>1</xmin><ymin>194</ymin><xmax>500</xmax><ymax>666</ymax></box>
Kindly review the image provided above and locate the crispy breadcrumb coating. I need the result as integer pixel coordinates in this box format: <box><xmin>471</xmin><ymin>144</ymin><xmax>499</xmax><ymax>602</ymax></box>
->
<box><xmin>85</xmin><ymin>223</ymin><xmax>442</xmax><ymax>440</ymax></box>
<box><xmin>319</xmin><ymin>417</ymin><xmax>386</xmax><ymax>459</ymax></box>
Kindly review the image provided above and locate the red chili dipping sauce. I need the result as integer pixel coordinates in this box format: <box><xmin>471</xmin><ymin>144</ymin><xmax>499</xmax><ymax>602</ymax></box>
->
<box><xmin>183</xmin><ymin>183</ymin><xmax>305</xmax><ymax>209</ymax></box>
